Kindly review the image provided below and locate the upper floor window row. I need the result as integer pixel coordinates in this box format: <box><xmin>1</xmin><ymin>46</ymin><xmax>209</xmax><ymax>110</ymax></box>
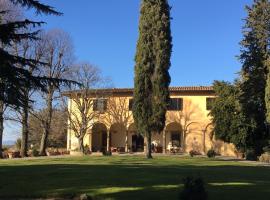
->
<box><xmin>129</xmin><ymin>98</ymin><xmax>183</xmax><ymax>111</ymax></box>
<box><xmin>93</xmin><ymin>99</ymin><xmax>107</xmax><ymax>112</ymax></box>
<box><xmin>106</xmin><ymin>97</ymin><xmax>215</xmax><ymax>112</ymax></box>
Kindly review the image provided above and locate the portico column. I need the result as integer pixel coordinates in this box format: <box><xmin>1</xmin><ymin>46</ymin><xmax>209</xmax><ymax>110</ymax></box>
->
<box><xmin>125</xmin><ymin>130</ymin><xmax>128</xmax><ymax>153</ymax></box>
<box><xmin>106</xmin><ymin>130</ymin><xmax>110</xmax><ymax>152</ymax></box>
<box><xmin>162</xmin><ymin>130</ymin><xmax>166</xmax><ymax>154</ymax></box>
<box><xmin>202</xmin><ymin>129</ymin><xmax>206</xmax><ymax>154</ymax></box>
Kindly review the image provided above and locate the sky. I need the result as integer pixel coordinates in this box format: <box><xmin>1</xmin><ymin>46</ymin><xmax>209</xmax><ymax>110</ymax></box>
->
<box><xmin>4</xmin><ymin>0</ymin><xmax>253</xmax><ymax>142</ymax></box>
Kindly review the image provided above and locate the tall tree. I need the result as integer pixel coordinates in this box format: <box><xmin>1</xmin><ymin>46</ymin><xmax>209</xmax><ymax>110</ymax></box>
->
<box><xmin>0</xmin><ymin>0</ymin><xmax>21</xmax><ymax>158</ymax></box>
<box><xmin>64</xmin><ymin>63</ymin><xmax>102</xmax><ymax>154</ymax></box>
<box><xmin>239</xmin><ymin>0</ymin><xmax>270</xmax><ymax>155</ymax></box>
<box><xmin>35</xmin><ymin>29</ymin><xmax>74</xmax><ymax>156</ymax></box>
<box><xmin>133</xmin><ymin>0</ymin><xmax>172</xmax><ymax>158</ymax></box>
<box><xmin>9</xmin><ymin>36</ymin><xmax>44</xmax><ymax>157</ymax></box>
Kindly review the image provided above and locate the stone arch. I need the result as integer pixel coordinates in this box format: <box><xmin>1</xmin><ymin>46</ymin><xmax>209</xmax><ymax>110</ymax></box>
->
<box><xmin>202</xmin><ymin>122</ymin><xmax>213</xmax><ymax>153</ymax></box>
<box><xmin>127</xmin><ymin>123</ymin><xmax>144</xmax><ymax>152</ymax></box>
<box><xmin>109</xmin><ymin>123</ymin><xmax>126</xmax><ymax>152</ymax></box>
<box><xmin>165</xmin><ymin>122</ymin><xmax>183</xmax><ymax>152</ymax></box>
<box><xmin>91</xmin><ymin>123</ymin><xmax>107</xmax><ymax>152</ymax></box>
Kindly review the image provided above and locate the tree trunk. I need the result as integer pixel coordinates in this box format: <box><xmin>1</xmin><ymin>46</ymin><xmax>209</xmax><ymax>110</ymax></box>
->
<box><xmin>146</xmin><ymin>132</ymin><xmax>152</xmax><ymax>159</ymax></box>
<box><xmin>20</xmin><ymin>99</ymin><xmax>29</xmax><ymax>157</ymax></box>
<box><xmin>39</xmin><ymin>127</ymin><xmax>49</xmax><ymax>156</ymax></box>
<box><xmin>125</xmin><ymin>130</ymin><xmax>128</xmax><ymax>152</ymax></box>
<box><xmin>78</xmin><ymin>137</ymin><xmax>84</xmax><ymax>154</ymax></box>
<box><xmin>39</xmin><ymin>89</ymin><xmax>53</xmax><ymax>156</ymax></box>
<box><xmin>0</xmin><ymin>100</ymin><xmax>4</xmax><ymax>159</ymax></box>
<box><xmin>182</xmin><ymin>131</ymin><xmax>186</xmax><ymax>152</ymax></box>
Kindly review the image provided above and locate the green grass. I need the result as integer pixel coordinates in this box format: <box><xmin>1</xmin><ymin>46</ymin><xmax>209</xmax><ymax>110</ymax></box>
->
<box><xmin>0</xmin><ymin>155</ymin><xmax>269</xmax><ymax>200</ymax></box>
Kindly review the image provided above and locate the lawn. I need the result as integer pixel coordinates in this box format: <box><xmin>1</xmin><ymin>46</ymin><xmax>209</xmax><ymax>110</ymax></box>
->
<box><xmin>0</xmin><ymin>155</ymin><xmax>269</xmax><ymax>200</ymax></box>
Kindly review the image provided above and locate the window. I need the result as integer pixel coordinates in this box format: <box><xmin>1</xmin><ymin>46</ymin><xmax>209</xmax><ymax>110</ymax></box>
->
<box><xmin>171</xmin><ymin>131</ymin><xmax>181</xmax><ymax>147</ymax></box>
<box><xmin>168</xmin><ymin>98</ymin><xmax>183</xmax><ymax>111</ymax></box>
<box><xmin>93</xmin><ymin>99</ymin><xmax>107</xmax><ymax>112</ymax></box>
<box><xmin>129</xmin><ymin>99</ymin><xmax>133</xmax><ymax>111</ymax></box>
<box><xmin>206</xmin><ymin>98</ymin><xmax>216</xmax><ymax>110</ymax></box>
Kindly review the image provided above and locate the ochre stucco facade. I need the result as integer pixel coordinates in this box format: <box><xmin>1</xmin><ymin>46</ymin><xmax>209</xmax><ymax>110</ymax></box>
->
<box><xmin>65</xmin><ymin>86</ymin><xmax>237</xmax><ymax>156</ymax></box>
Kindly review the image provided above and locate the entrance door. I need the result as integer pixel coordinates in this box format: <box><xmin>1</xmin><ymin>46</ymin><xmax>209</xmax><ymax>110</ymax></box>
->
<box><xmin>132</xmin><ymin>134</ymin><xmax>144</xmax><ymax>152</ymax></box>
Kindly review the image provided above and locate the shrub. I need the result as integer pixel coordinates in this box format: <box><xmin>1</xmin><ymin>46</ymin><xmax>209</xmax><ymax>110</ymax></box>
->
<box><xmin>189</xmin><ymin>150</ymin><xmax>201</xmax><ymax>157</ymax></box>
<box><xmin>263</xmin><ymin>141</ymin><xmax>270</xmax><ymax>153</ymax></box>
<box><xmin>245</xmin><ymin>149</ymin><xmax>257</xmax><ymax>161</ymax></box>
<box><xmin>31</xmin><ymin>149</ymin><xmax>39</xmax><ymax>157</ymax></box>
<box><xmin>102</xmin><ymin>151</ymin><xmax>112</xmax><ymax>156</ymax></box>
<box><xmin>84</xmin><ymin>145</ymin><xmax>91</xmax><ymax>155</ymax></box>
<box><xmin>207</xmin><ymin>149</ymin><xmax>216</xmax><ymax>158</ymax></box>
<box><xmin>179</xmin><ymin>176</ymin><xmax>207</xmax><ymax>200</ymax></box>
<box><xmin>259</xmin><ymin>153</ymin><xmax>270</xmax><ymax>163</ymax></box>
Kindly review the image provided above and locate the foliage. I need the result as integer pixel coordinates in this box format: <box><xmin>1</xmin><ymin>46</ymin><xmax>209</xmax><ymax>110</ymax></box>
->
<box><xmin>245</xmin><ymin>149</ymin><xmax>257</xmax><ymax>161</ymax></box>
<box><xmin>31</xmin><ymin>148</ymin><xmax>39</xmax><ymax>157</ymax></box>
<box><xmin>179</xmin><ymin>176</ymin><xmax>207</xmax><ymax>200</ymax></box>
<box><xmin>259</xmin><ymin>152</ymin><xmax>270</xmax><ymax>163</ymax></box>
<box><xmin>102</xmin><ymin>150</ymin><xmax>112</xmax><ymax>156</ymax></box>
<box><xmin>210</xmin><ymin>81</ymin><xmax>248</xmax><ymax>152</ymax></box>
<box><xmin>84</xmin><ymin>145</ymin><xmax>91</xmax><ymax>155</ymax></box>
<box><xmin>263</xmin><ymin>141</ymin><xmax>270</xmax><ymax>153</ymax></box>
<box><xmin>206</xmin><ymin>149</ymin><xmax>216</xmax><ymax>158</ymax></box>
<box><xmin>0</xmin><ymin>0</ymin><xmax>63</xmax><ymax>107</ymax></box>
<box><xmin>239</xmin><ymin>0</ymin><xmax>270</xmax><ymax>155</ymax></box>
<box><xmin>133</xmin><ymin>0</ymin><xmax>172</xmax><ymax>159</ymax></box>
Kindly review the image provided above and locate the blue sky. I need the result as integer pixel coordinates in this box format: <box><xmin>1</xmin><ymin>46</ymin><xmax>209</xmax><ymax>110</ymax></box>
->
<box><xmin>4</xmin><ymin>0</ymin><xmax>253</xmax><ymax>141</ymax></box>
<box><xmin>34</xmin><ymin>0</ymin><xmax>252</xmax><ymax>87</ymax></box>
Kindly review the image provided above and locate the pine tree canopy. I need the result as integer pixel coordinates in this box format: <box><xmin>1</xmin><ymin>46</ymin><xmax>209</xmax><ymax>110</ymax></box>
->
<box><xmin>9</xmin><ymin>0</ymin><xmax>62</xmax><ymax>15</ymax></box>
<box><xmin>133</xmin><ymin>0</ymin><xmax>172</xmax><ymax>136</ymax></box>
<box><xmin>0</xmin><ymin>0</ymin><xmax>66</xmax><ymax>107</ymax></box>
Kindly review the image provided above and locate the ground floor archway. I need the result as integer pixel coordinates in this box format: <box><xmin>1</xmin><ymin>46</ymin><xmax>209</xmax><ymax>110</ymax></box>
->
<box><xmin>128</xmin><ymin>123</ymin><xmax>144</xmax><ymax>152</ymax></box>
<box><xmin>110</xmin><ymin>123</ymin><xmax>126</xmax><ymax>152</ymax></box>
<box><xmin>92</xmin><ymin>123</ymin><xmax>107</xmax><ymax>152</ymax></box>
<box><xmin>165</xmin><ymin>122</ymin><xmax>182</xmax><ymax>153</ymax></box>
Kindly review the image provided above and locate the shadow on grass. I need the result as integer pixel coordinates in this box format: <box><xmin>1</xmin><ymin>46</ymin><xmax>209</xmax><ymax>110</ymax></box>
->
<box><xmin>0</xmin><ymin>160</ymin><xmax>269</xmax><ymax>200</ymax></box>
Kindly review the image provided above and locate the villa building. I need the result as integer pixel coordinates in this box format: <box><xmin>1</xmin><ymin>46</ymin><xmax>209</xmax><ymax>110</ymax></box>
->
<box><xmin>64</xmin><ymin>86</ymin><xmax>236</xmax><ymax>156</ymax></box>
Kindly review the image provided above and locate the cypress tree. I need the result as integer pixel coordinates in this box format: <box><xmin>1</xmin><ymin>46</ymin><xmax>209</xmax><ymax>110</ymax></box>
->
<box><xmin>133</xmin><ymin>0</ymin><xmax>172</xmax><ymax>159</ymax></box>
<box><xmin>239</xmin><ymin>0</ymin><xmax>270</xmax><ymax>155</ymax></box>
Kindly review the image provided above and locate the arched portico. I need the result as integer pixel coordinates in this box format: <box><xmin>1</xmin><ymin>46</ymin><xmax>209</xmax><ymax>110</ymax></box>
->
<box><xmin>128</xmin><ymin>123</ymin><xmax>144</xmax><ymax>152</ymax></box>
<box><xmin>110</xmin><ymin>123</ymin><xmax>126</xmax><ymax>152</ymax></box>
<box><xmin>164</xmin><ymin>122</ymin><xmax>182</xmax><ymax>153</ymax></box>
<box><xmin>91</xmin><ymin>123</ymin><xmax>107</xmax><ymax>152</ymax></box>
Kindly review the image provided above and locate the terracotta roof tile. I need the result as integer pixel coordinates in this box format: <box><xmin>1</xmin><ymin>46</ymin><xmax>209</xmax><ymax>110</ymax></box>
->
<box><xmin>62</xmin><ymin>86</ymin><xmax>214</xmax><ymax>96</ymax></box>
